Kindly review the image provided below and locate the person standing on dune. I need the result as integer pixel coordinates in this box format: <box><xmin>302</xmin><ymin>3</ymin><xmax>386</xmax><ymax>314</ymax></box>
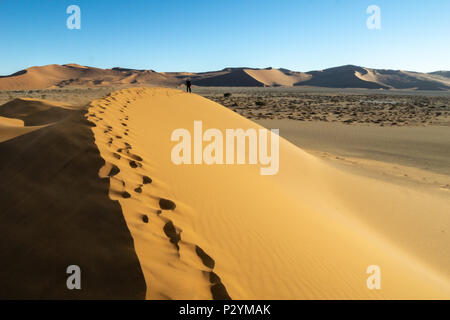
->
<box><xmin>186</xmin><ymin>79</ymin><xmax>192</xmax><ymax>93</ymax></box>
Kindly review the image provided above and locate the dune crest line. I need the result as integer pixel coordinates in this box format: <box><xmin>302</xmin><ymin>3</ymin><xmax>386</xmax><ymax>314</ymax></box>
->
<box><xmin>88</xmin><ymin>88</ymin><xmax>231</xmax><ymax>300</ymax></box>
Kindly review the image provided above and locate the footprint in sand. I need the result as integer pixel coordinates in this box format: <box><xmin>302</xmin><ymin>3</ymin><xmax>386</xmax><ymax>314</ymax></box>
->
<box><xmin>112</xmin><ymin>153</ymin><xmax>121</xmax><ymax>160</ymax></box>
<box><xmin>159</xmin><ymin>198</ymin><xmax>176</xmax><ymax>211</ymax></box>
<box><xmin>122</xmin><ymin>191</ymin><xmax>131</xmax><ymax>199</ymax></box>
<box><xmin>195</xmin><ymin>245</ymin><xmax>215</xmax><ymax>269</ymax></box>
<box><xmin>163</xmin><ymin>221</ymin><xmax>181</xmax><ymax>251</ymax></box>
<box><xmin>143</xmin><ymin>176</ymin><xmax>152</xmax><ymax>184</ymax></box>
<box><xmin>195</xmin><ymin>247</ymin><xmax>232</xmax><ymax>300</ymax></box>
<box><xmin>209</xmin><ymin>272</ymin><xmax>221</xmax><ymax>284</ymax></box>
<box><xmin>208</xmin><ymin>271</ymin><xmax>232</xmax><ymax>300</ymax></box>
<box><xmin>128</xmin><ymin>153</ymin><xmax>143</xmax><ymax>162</ymax></box>
<box><xmin>129</xmin><ymin>160</ymin><xmax>141</xmax><ymax>168</ymax></box>
<box><xmin>107</xmin><ymin>165</ymin><xmax>120</xmax><ymax>177</ymax></box>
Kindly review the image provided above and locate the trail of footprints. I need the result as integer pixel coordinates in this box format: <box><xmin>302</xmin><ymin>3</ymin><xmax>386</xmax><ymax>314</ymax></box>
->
<box><xmin>87</xmin><ymin>91</ymin><xmax>231</xmax><ymax>300</ymax></box>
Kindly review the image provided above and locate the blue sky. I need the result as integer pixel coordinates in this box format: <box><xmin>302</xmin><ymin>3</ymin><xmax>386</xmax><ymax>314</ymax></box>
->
<box><xmin>0</xmin><ymin>0</ymin><xmax>449</xmax><ymax>74</ymax></box>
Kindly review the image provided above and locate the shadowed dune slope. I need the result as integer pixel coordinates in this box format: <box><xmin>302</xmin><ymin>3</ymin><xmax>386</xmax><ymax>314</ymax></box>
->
<box><xmin>87</xmin><ymin>87</ymin><xmax>450</xmax><ymax>299</ymax></box>
<box><xmin>356</xmin><ymin>69</ymin><xmax>450</xmax><ymax>90</ymax></box>
<box><xmin>297</xmin><ymin>65</ymin><xmax>450</xmax><ymax>90</ymax></box>
<box><xmin>192</xmin><ymin>68</ymin><xmax>265</xmax><ymax>87</ymax></box>
<box><xmin>0</xmin><ymin>98</ymin><xmax>77</xmax><ymax>126</ymax></box>
<box><xmin>0</xmin><ymin>103</ymin><xmax>146</xmax><ymax>298</ymax></box>
<box><xmin>430</xmin><ymin>71</ymin><xmax>450</xmax><ymax>79</ymax></box>
<box><xmin>244</xmin><ymin>68</ymin><xmax>311</xmax><ymax>86</ymax></box>
<box><xmin>298</xmin><ymin>65</ymin><xmax>389</xmax><ymax>89</ymax></box>
<box><xmin>0</xmin><ymin>118</ymin><xmax>45</xmax><ymax>143</ymax></box>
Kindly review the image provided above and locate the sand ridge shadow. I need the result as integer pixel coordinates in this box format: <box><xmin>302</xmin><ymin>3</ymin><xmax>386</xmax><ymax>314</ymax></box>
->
<box><xmin>0</xmin><ymin>108</ymin><xmax>146</xmax><ymax>299</ymax></box>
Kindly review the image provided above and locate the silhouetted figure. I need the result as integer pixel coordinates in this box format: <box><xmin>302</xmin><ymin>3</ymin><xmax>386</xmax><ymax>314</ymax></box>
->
<box><xmin>186</xmin><ymin>79</ymin><xmax>192</xmax><ymax>93</ymax></box>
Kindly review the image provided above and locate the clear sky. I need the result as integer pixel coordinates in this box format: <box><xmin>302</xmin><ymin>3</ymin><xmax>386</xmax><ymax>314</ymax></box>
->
<box><xmin>0</xmin><ymin>0</ymin><xmax>449</xmax><ymax>75</ymax></box>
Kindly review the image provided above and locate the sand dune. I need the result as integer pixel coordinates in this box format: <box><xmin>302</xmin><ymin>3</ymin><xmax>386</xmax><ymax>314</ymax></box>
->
<box><xmin>84</xmin><ymin>87</ymin><xmax>450</xmax><ymax>299</ymax></box>
<box><xmin>355</xmin><ymin>67</ymin><xmax>450</xmax><ymax>90</ymax></box>
<box><xmin>1</xmin><ymin>88</ymin><xmax>449</xmax><ymax>299</ymax></box>
<box><xmin>244</xmin><ymin>68</ymin><xmax>310</xmax><ymax>86</ymax></box>
<box><xmin>430</xmin><ymin>71</ymin><xmax>450</xmax><ymax>79</ymax></box>
<box><xmin>192</xmin><ymin>68</ymin><xmax>266</xmax><ymax>87</ymax></box>
<box><xmin>0</xmin><ymin>64</ymin><xmax>82</xmax><ymax>90</ymax></box>
<box><xmin>0</xmin><ymin>64</ymin><xmax>177</xmax><ymax>90</ymax></box>
<box><xmin>300</xmin><ymin>65</ymin><xmax>389</xmax><ymax>89</ymax></box>
<box><xmin>189</xmin><ymin>65</ymin><xmax>450</xmax><ymax>90</ymax></box>
<box><xmin>191</xmin><ymin>67</ymin><xmax>310</xmax><ymax>87</ymax></box>
<box><xmin>1</xmin><ymin>64</ymin><xmax>449</xmax><ymax>90</ymax></box>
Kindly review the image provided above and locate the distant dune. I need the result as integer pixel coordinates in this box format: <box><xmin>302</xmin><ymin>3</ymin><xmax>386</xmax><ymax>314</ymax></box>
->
<box><xmin>301</xmin><ymin>65</ymin><xmax>389</xmax><ymax>89</ymax></box>
<box><xmin>192</xmin><ymin>67</ymin><xmax>311</xmax><ymax>87</ymax></box>
<box><xmin>430</xmin><ymin>71</ymin><xmax>450</xmax><ymax>79</ymax></box>
<box><xmin>355</xmin><ymin>67</ymin><xmax>450</xmax><ymax>90</ymax></box>
<box><xmin>191</xmin><ymin>68</ymin><xmax>266</xmax><ymax>87</ymax></box>
<box><xmin>1</xmin><ymin>64</ymin><xmax>449</xmax><ymax>91</ymax></box>
<box><xmin>0</xmin><ymin>64</ymin><xmax>178</xmax><ymax>90</ymax></box>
